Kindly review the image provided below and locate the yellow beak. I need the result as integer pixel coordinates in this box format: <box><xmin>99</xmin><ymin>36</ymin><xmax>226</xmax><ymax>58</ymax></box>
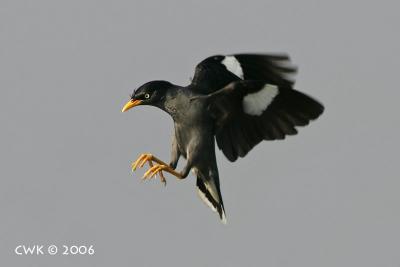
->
<box><xmin>121</xmin><ymin>99</ymin><xmax>142</xmax><ymax>112</ymax></box>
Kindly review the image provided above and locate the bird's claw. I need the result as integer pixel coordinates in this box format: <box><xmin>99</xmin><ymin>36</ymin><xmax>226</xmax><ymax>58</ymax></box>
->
<box><xmin>131</xmin><ymin>153</ymin><xmax>153</xmax><ymax>171</ymax></box>
<box><xmin>142</xmin><ymin>164</ymin><xmax>168</xmax><ymax>185</ymax></box>
<box><xmin>131</xmin><ymin>153</ymin><xmax>167</xmax><ymax>186</ymax></box>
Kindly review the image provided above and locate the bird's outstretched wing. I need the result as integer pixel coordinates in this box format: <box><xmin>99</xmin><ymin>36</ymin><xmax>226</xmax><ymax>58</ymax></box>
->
<box><xmin>194</xmin><ymin>81</ymin><xmax>324</xmax><ymax>162</ymax></box>
<box><xmin>190</xmin><ymin>54</ymin><xmax>297</xmax><ymax>94</ymax></box>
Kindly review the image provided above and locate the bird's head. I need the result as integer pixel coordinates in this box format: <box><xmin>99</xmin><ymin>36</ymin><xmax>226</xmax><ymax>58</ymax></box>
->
<box><xmin>121</xmin><ymin>80</ymin><xmax>173</xmax><ymax>112</ymax></box>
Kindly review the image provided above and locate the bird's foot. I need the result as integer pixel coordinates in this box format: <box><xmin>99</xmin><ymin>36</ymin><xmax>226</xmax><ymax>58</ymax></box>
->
<box><xmin>142</xmin><ymin>164</ymin><xmax>183</xmax><ymax>182</ymax></box>
<box><xmin>131</xmin><ymin>153</ymin><xmax>169</xmax><ymax>171</ymax></box>
<box><xmin>131</xmin><ymin>153</ymin><xmax>167</xmax><ymax>186</ymax></box>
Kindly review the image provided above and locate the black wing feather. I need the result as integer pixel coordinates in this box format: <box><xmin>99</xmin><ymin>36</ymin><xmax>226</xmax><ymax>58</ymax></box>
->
<box><xmin>191</xmin><ymin>54</ymin><xmax>297</xmax><ymax>94</ymax></box>
<box><xmin>201</xmin><ymin>81</ymin><xmax>324</xmax><ymax>161</ymax></box>
<box><xmin>190</xmin><ymin>54</ymin><xmax>323</xmax><ymax>162</ymax></box>
<box><xmin>234</xmin><ymin>54</ymin><xmax>297</xmax><ymax>86</ymax></box>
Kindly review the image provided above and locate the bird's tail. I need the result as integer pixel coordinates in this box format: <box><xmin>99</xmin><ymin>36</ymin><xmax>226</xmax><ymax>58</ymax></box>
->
<box><xmin>196</xmin><ymin>172</ymin><xmax>227</xmax><ymax>224</ymax></box>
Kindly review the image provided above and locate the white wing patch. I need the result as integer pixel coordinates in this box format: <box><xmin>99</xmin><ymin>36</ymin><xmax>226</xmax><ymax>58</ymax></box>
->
<box><xmin>243</xmin><ymin>84</ymin><xmax>279</xmax><ymax>116</ymax></box>
<box><xmin>221</xmin><ymin>56</ymin><xmax>244</xmax><ymax>79</ymax></box>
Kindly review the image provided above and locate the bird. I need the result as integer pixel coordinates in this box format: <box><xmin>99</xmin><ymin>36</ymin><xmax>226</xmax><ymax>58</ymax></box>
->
<box><xmin>121</xmin><ymin>53</ymin><xmax>324</xmax><ymax>224</ymax></box>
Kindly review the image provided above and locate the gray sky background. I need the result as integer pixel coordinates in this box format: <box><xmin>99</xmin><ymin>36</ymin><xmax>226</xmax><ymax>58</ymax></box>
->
<box><xmin>1</xmin><ymin>0</ymin><xmax>399</xmax><ymax>266</ymax></box>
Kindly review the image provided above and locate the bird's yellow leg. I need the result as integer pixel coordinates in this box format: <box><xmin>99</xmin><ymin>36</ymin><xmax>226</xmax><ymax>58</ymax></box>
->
<box><xmin>131</xmin><ymin>153</ymin><xmax>168</xmax><ymax>171</ymax></box>
<box><xmin>142</xmin><ymin>164</ymin><xmax>184</xmax><ymax>181</ymax></box>
<box><xmin>131</xmin><ymin>153</ymin><xmax>168</xmax><ymax>185</ymax></box>
<box><xmin>146</xmin><ymin>159</ymin><xmax>167</xmax><ymax>186</ymax></box>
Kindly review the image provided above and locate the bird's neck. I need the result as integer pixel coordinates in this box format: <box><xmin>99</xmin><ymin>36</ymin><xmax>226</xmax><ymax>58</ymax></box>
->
<box><xmin>157</xmin><ymin>86</ymin><xmax>189</xmax><ymax>120</ymax></box>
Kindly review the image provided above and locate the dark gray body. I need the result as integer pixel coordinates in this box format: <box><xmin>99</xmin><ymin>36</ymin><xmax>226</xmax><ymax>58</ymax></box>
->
<box><xmin>160</xmin><ymin>87</ymin><xmax>224</xmax><ymax>213</ymax></box>
<box><xmin>164</xmin><ymin>88</ymin><xmax>214</xmax><ymax>164</ymax></box>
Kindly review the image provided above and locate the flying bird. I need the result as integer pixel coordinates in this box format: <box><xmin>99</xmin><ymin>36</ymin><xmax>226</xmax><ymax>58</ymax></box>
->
<box><xmin>121</xmin><ymin>53</ymin><xmax>324</xmax><ymax>223</ymax></box>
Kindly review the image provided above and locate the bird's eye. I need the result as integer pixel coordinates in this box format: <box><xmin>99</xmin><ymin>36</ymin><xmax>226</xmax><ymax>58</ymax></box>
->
<box><xmin>144</xmin><ymin>93</ymin><xmax>150</xmax><ymax>99</ymax></box>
